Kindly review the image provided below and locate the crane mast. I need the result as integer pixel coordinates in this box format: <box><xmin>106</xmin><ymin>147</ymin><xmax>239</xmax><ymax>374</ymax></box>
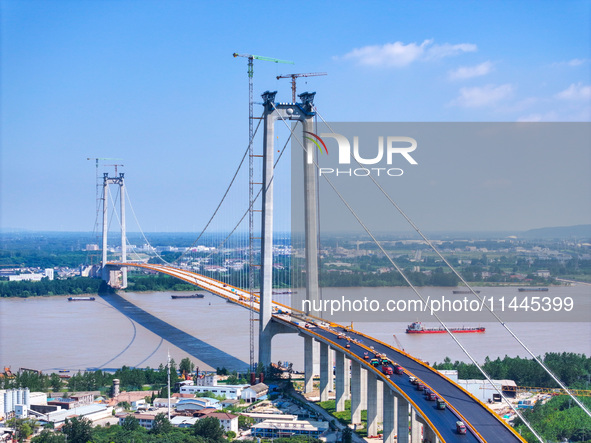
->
<box><xmin>276</xmin><ymin>72</ymin><xmax>327</xmax><ymax>102</ymax></box>
<box><xmin>233</xmin><ymin>53</ymin><xmax>294</xmax><ymax>373</ymax></box>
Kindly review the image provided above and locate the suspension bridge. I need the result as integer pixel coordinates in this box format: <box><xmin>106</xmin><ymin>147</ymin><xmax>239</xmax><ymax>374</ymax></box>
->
<box><xmin>95</xmin><ymin>89</ymin><xmax>587</xmax><ymax>443</ymax></box>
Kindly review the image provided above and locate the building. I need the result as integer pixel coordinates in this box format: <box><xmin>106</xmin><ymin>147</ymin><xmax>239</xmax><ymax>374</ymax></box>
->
<box><xmin>438</xmin><ymin>370</ymin><xmax>517</xmax><ymax>401</ymax></box>
<box><xmin>199</xmin><ymin>411</ymin><xmax>238</xmax><ymax>433</ymax></box>
<box><xmin>241</xmin><ymin>383</ymin><xmax>268</xmax><ymax>402</ymax></box>
<box><xmin>153</xmin><ymin>397</ymin><xmax>179</xmax><ymax>408</ymax></box>
<box><xmin>175</xmin><ymin>397</ymin><xmax>220</xmax><ymax>412</ymax></box>
<box><xmin>117</xmin><ymin>412</ymin><xmax>157</xmax><ymax>430</ymax></box>
<box><xmin>220</xmin><ymin>398</ymin><xmax>240</xmax><ymax>408</ymax></box>
<box><xmin>194</xmin><ymin>374</ymin><xmax>218</xmax><ymax>386</ymax></box>
<box><xmin>170</xmin><ymin>415</ymin><xmax>199</xmax><ymax>428</ymax></box>
<box><xmin>243</xmin><ymin>412</ymin><xmax>298</xmax><ymax>424</ymax></box>
<box><xmin>251</xmin><ymin>419</ymin><xmax>329</xmax><ymax>439</ymax></box>
<box><xmin>179</xmin><ymin>384</ymin><xmax>249</xmax><ymax>399</ymax></box>
<box><xmin>40</xmin><ymin>404</ymin><xmax>111</xmax><ymax>426</ymax></box>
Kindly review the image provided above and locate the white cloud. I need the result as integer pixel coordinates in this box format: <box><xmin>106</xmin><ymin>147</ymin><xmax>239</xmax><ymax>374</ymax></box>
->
<box><xmin>448</xmin><ymin>61</ymin><xmax>493</xmax><ymax>80</ymax></box>
<box><xmin>517</xmin><ymin>111</ymin><xmax>559</xmax><ymax>122</ymax></box>
<box><xmin>424</xmin><ymin>42</ymin><xmax>477</xmax><ymax>60</ymax></box>
<box><xmin>340</xmin><ymin>39</ymin><xmax>477</xmax><ymax>67</ymax></box>
<box><xmin>567</xmin><ymin>58</ymin><xmax>587</xmax><ymax>66</ymax></box>
<box><xmin>450</xmin><ymin>84</ymin><xmax>514</xmax><ymax>107</ymax></box>
<box><xmin>552</xmin><ymin>58</ymin><xmax>589</xmax><ymax>67</ymax></box>
<box><xmin>555</xmin><ymin>83</ymin><xmax>591</xmax><ymax>100</ymax></box>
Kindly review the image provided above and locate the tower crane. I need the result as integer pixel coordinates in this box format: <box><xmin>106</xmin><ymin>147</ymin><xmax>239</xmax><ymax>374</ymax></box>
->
<box><xmin>232</xmin><ymin>52</ymin><xmax>294</xmax><ymax>374</ymax></box>
<box><xmin>276</xmin><ymin>72</ymin><xmax>327</xmax><ymax>102</ymax></box>
<box><xmin>105</xmin><ymin>164</ymin><xmax>125</xmax><ymax>175</ymax></box>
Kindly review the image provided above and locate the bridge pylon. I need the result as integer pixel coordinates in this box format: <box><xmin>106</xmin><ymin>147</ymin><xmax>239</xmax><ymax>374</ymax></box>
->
<box><xmin>101</xmin><ymin>172</ymin><xmax>127</xmax><ymax>289</ymax></box>
<box><xmin>259</xmin><ymin>91</ymin><xmax>319</xmax><ymax>366</ymax></box>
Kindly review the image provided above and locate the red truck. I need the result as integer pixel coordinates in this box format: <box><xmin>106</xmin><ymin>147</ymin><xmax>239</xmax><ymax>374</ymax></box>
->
<box><xmin>381</xmin><ymin>365</ymin><xmax>393</xmax><ymax>375</ymax></box>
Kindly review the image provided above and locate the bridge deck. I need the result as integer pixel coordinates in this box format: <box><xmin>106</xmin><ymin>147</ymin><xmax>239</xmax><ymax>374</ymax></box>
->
<box><xmin>110</xmin><ymin>263</ymin><xmax>525</xmax><ymax>443</ymax></box>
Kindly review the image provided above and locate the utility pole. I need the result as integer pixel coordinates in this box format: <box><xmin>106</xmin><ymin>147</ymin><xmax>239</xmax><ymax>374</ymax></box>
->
<box><xmin>167</xmin><ymin>351</ymin><xmax>171</xmax><ymax>421</ymax></box>
<box><xmin>232</xmin><ymin>52</ymin><xmax>294</xmax><ymax>373</ymax></box>
<box><xmin>277</xmin><ymin>72</ymin><xmax>327</xmax><ymax>102</ymax></box>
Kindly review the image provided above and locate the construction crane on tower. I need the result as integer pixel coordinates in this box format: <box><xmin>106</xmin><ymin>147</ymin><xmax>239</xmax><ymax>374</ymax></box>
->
<box><xmin>232</xmin><ymin>52</ymin><xmax>294</xmax><ymax>374</ymax></box>
<box><xmin>277</xmin><ymin>72</ymin><xmax>327</xmax><ymax>103</ymax></box>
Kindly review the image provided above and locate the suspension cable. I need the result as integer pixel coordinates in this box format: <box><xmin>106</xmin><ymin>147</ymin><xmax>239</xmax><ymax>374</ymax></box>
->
<box><xmin>199</xmin><ymin>133</ymin><xmax>293</xmax><ymax>267</ymax></box>
<box><xmin>315</xmin><ymin>111</ymin><xmax>591</xmax><ymax>419</ymax></box>
<box><xmin>174</xmin><ymin>112</ymin><xmax>265</xmax><ymax>264</ymax></box>
<box><xmin>273</xmin><ymin>106</ymin><xmax>545</xmax><ymax>442</ymax></box>
<box><xmin>125</xmin><ymin>186</ymin><xmax>171</xmax><ymax>265</ymax></box>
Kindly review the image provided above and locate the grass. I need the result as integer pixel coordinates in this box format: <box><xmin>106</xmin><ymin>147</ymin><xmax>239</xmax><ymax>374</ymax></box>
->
<box><xmin>316</xmin><ymin>399</ymin><xmax>368</xmax><ymax>437</ymax></box>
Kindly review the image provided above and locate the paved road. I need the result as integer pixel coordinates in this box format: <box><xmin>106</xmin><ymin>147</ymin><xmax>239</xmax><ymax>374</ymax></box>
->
<box><xmin>318</xmin><ymin>325</ymin><xmax>521</xmax><ymax>443</ymax></box>
<box><xmin>114</xmin><ymin>263</ymin><xmax>523</xmax><ymax>442</ymax></box>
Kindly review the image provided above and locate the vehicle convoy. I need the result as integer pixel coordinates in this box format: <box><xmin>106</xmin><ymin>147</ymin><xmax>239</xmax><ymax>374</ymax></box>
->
<box><xmin>406</xmin><ymin>321</ymin><xmax>485</xmax><ymax>334</ymax></box>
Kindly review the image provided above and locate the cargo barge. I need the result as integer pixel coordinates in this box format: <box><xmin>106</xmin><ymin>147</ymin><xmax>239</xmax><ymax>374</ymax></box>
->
<box><xmin>452</xmin><ymin>290</ymin><xmax>480</xmax><ymax>294</ymax></box>
<box><xmin>406</xmin><ymin>321</ymin><xmax>485</xmax><ymax>334</ymax></box>
<box><xmin>171</xmin><ymin>294</ymin><xmax>205</xmax><ymax>299</ymax></box>
<box><xmin>67</xmin><ymin>296</ymin><xmax>95</xmax><ymax>301</ymax></box>
<box><xmin>518</xmin><ymin>287</ymin><xmax>549</xmax><ymax>292</ymax></box>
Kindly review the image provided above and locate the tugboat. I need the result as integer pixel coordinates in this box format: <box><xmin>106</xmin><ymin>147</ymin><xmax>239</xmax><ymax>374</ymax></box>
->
<box><xmin>406</xmin><ymin>321</ymin><xmax>485</xmax><ymax>334</ymax></box>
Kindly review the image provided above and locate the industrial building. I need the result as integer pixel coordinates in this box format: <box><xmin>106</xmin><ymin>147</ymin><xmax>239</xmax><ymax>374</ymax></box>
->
<box><xmin>250</xmin><ymin>419</ymin><xmax>329</xmax><ymax>439</ymax></box>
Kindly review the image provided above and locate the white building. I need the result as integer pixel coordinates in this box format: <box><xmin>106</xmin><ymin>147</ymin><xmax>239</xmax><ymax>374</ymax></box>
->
<box><xmin>241</xmin><ymin>383</ymin><xmax>268</xmax><ymax>402</ymax></box>
<box><xmin>153</xmin><ymin>397</ymin><xmax>179</xmax><ymax>408</ymax></box>
<box><xmin>8</xmin><ymin>273</ymin><xmax>44</xmax><ymax>282</ymax></box>
<box><xmin>202</xmin><ymin>412</ymin><xmax>238</xmax><ymax>434</ymax></box>
<box><xmin>176</xmin><ymin>397</ymin><xmax>220</xmax><ymax>412</ymax></box>
<box><xmin>438</xmin><ymin>370</ymin><xmax>517</xmax><ymax>402</ymax></box>
<box><xmin>194</xmin><ymin>374</ymin><xmax>218</xmax><ymax>386</ymax></box>
<box><xmin>251</xmin><ymin>419</ymin><xmax>329</xmax><ymax>439</ymax></box>
<box><xmin>180</xmin><ymin>384</ymin><xmax>249</xmax><ymax>400</ymax></box>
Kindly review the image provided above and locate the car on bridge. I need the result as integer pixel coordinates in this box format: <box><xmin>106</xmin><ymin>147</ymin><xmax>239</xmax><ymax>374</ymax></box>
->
<box><xmin>393</xmin><ymin>365</ymin><xmax>404</xmax><ymax>375</ymax></box>
<box><xmin>381</xmin><ymin>365</ymin><xmax>393</xmax><ymax>376</ymax></box>
<box><xmin>416</xmin><ymin>383</ymin><xmax>425</xmax><ymax>391</ymax></box>
<box><xmin>436</xmin><ymin>398</ymin><xmax>446</xmax><ymax>410</ymax></box>
<box><xmin>426</xmin><ymin>392</ymin><xmax>437</xmax><ymax>401</ymax></box>
<box><xmin>456</xmin><ymin>421</ymin><xmax>467</xmax><ymax>434</ymax></box>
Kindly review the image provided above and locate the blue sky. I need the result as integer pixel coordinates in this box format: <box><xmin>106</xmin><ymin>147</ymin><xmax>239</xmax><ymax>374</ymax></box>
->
<box><xmin>1</xmin><ymin>0</ymin><xmax>590</xmax><ymax>233</ymax></box>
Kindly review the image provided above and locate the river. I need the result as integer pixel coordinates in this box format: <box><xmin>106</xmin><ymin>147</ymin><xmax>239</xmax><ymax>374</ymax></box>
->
<box><xmin>0</xmin><ymin>285</ymin><xmax>589</xmax><ymax>373</ymax></box>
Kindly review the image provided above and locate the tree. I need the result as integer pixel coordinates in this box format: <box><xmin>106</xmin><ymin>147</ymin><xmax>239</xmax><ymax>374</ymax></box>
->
<box><xmin>238</xmin><ymin>415</ymin><xmax>254</xmax><ymax>429</ymax></box>
<box><xmin>342</xmin><ymin>427</ymin><xmax>352</xmax><ymax>443</ymax></box>
<box><xmin>31</xmin><ymin>430</ymin><xmax>66</xmax><ymax>443</ymax></box>
<box><xmin>150</xmin><ymin>412</ymin><xmax>173</xmax><ymax>435</ymax></box>
<box><xmin>62</xmin><ymin>416</ymin><xmax>93</xmax><ymax>443</ymax></box>
<box><xmin>50</xmin><ymin>373</ymin><xmax>62</xmax><ymax>391</ymax></box>
<box><xmin>121</xmin><ymin>414</ymin><xmax>140</xmax><ymax>432</ymax></box>
<box><xmin>179</xmin><ymin>357</ymin><xmax>195</xmax><ymax>375</ymax></box>
<box><xmin>192</xmin><ymin>416</ymin><xmax>225</xmax><ymax>442</ymax></box>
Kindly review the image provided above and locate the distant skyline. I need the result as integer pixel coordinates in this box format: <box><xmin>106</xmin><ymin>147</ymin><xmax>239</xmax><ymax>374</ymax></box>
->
<box><xmin>1</xmin><ymin>1</ymin><xmax>590</xmax><ymax>233</ymax></box>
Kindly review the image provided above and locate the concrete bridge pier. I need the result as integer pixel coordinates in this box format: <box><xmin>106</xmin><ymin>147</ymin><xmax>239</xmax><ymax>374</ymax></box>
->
<box><xmin>382</xmin><ymin>385</ymin><xmax>397</xmax><ymax>443</ymax></box>
<box><xmin>319</xmin><ymin>342</ymin><xmax>332</xmax><ymax>401</ymax></box>
<box><xmin>335</xmin><ymin>353</ymin><xmax>350</xmax><ymax>411</ymax></box>
<box><xmin>350</xmin><ymin>361</ymin><xmax>367</xmax><ymax>424</ymax></box>
<box><xmin>394</xmin><ymin>392</ymin><xmax>410</xmax><ymax>443</ymax></box>
<box><xmin>304</xmin><ymin>335</ymin><xmax>316</xmax><ymax>393</ymax></box>
<box><xmin>411</xmin><ymin>409</ymin><xmax>421</xmax><ymax>443</ymax></box>
<box><xmin>366</xmin><ymin>374</ymin><xmax>383</xmax><ymax>437</ymax></box>
<box><xmin>415</xmin><ymin>413</ymin><xmax>439</xmax><ymax>443</ymax></box>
